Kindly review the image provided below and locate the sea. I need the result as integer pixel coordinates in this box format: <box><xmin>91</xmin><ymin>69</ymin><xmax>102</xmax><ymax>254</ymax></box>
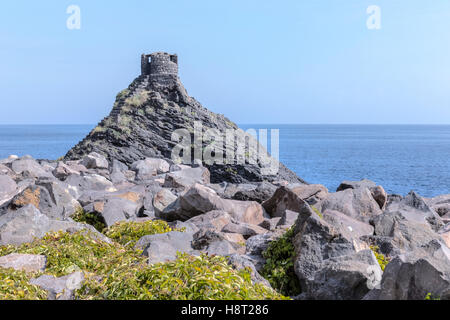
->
<box><xmin>0</xmin><ymin>124</ymin><xmax>449</xmax><ymax>198</ymax></box>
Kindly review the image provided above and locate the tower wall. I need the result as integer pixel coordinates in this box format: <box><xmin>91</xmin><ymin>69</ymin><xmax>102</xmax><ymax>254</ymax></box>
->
<box><xmin>141</xmin><ymin>52</ymin><xmax>178</xmax><ymax>77</ymax></box>
<box><xmin>150</xmin><ymin>53</ymin><xmax>178</xmax><ymax>76</ymax></box>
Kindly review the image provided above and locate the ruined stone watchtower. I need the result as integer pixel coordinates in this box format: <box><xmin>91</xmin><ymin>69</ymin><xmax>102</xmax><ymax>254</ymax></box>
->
<box><xmin>141</xmin><ymin>52</ymin><xmax>178</xmax><ymax>85</ymax></box>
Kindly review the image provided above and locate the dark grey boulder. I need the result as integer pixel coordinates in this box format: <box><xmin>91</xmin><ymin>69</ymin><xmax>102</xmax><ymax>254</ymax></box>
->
<box><xmin>109</xmin><ymin>159</ymin><xmax>132</xmax><ymax>185</ymax></box>
<box><xmin>97</xmin><ymin>197</ymin><xmax>141</xmax><ymax>227</ymax></box>
<box><xmin>0</xmin><ymin>175</ymin><xmax>17</xmax><ymax>206</ymax></box>
<box><xmin>0</xmin><ymin>205</ymin><xmax>108</xmax><ymax>246</ymax></box>
<box><xmin>425</xmin><ymin>194</ymin><xmax>450</xmax><ymax>219</ymax></box>
<box><xmin>372</xmin><ymin>240</ymin><xmax>450</xmax><ymax>300</ymax></box>
<box><xmin>0</xmin><ymin>155</ymin><xmax>19</xmax><ymax>165</ymax></box>
<box><xmin>292</xmin><ymin>202</ymin><xmax>381</xmax><ymax>300</ymax></box>
<box><xmin>262</xmin><ymin>186</ymin><xmax>307</xmax><ymax>218</ymax></box>
<box><xmin>259</xmin><ymin>217</ymin><xmax>282</xmax><ymax>231</ymax></box>
<box><xmin>161</xmin><ymin>183</ymin><xmax>265</xmax><ymax>225</ymax></box>
<box><xmin>81</xmin><ymin>152</ymin><xmax>109</xmax><ymax>170</ymax></box>
<box><xmin>384</xmin><ymin>191</ymin><xmax>443</xmax><ymax>232</ymax></box>
<box><xmin>0</xmin><ymin>253</ymin><xmax>46</xmax><ymax>273</ymax></box>
<box><xmin>8</xmin><ymin>179</ymin><xmax>80</xmax><ymax>220</ymax></box>
<box><xmin>290</xmin><ymin>184</ymin><xmax>328</xmax><ymax>206</ymax></box>
<box><xmin>109</xmin><ymin>171</ymin><xmax>127</xmax><ymax>185</ymax></box>
<box><xmin>0</xmin><ymin>164</ymin><xmax>16</xmax><ymax>178</ymax></box>
<box><xmin>371</xmin><ymin>210</ymin><xmax>443</xmax><ymax>255</ymax></box>
<box><xmin>226</xmin><ymin>254</ymin><xmax>271</xmax><ymax>287</ymax></box>
<box><xmin>131</xmin><ymin>158</ymin><xmax>170</xmax><ymax>181</ymax></box>
<box><xmin>30</xmin><ymin>271</ymin><xmax>85</xmax><ymax>300</ymax></box>
<box><xmin>52</xmin><ymin>161</ymin><xmax>86</xmax><ymax>181</ymax></box>
<box><xmin>135</xmin><ymin>231</ymin><xmax>196</xmax><ymax>264</ymax></box>
<box><xmin>153</xmin><ymin>188</ymin><xmax>177</xmax><ymax>218</ymax></box>
<box><xmin>222</xmin><ymin>221</ymin><xmax>267</xmax><ymax>239</ymax></box>
<box><xmin>277</xmin><ymin>209</ymin><xmax>300</xmax><ymax>228</ymax></box>
<box><xmin>209</xmin><ymin>183</ymin><xmax>255</xmax><ymax>199</ymax></box>
<box><xmin>163</xmin><ymin>166</ymin><xmax>210</xmax><ymax>190</ymax></box>
<box><xmin>319</xmin><ymin>187</ymin><xmax>382</xmax><ymax>224</ymax></box>
<box><xmin>65</xmin><ymin>173</ymin><xmax>116</xmax><ymax>197</ymax></box>
<box><xmin>245</xmin><ymin>232</ymin><xmax>285</xmax><ymax>271</ymax></box>
<box><xmin>192</xmin><ymin>229</ymin><xmax>243</xmax><ymax>256</ymax></box>
<box><xmin>185</xmin><ymin>210</ymin><xmax>233</xmax><ymax>233</ymax></box>
<box><xmin>336</xmin><ymin>179</ymin><xmax>377</xmax><ymax>192</ymax></box>
<box><xmin>11</xmin><ymin>157</ymin><xmax>53</xmax><ymax>179</ymax></box>
<box><xmin>323</xmin><ymin>210</ymin><xmax>374</xmax><ymax>239</ymax></box>
<box><xmin>168</xmin><ymin>220</ymin><xmax>199</xmax><ymax>235</ymax></box>
<box><xmin>214</xmin><ymin>182</ymin><xmax>278</xmax><ymax>204</ymax></box>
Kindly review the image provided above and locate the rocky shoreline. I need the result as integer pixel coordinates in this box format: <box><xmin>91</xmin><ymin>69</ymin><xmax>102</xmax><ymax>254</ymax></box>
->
<box><xmin>0</xmin><ymin>52</ymin><xmax>449</xmax><ymax>300</ymax></box>
<box><xmin>0</xmin><ymin>152</ymin><xmax>448</xmax><ymax>300</ymax></box>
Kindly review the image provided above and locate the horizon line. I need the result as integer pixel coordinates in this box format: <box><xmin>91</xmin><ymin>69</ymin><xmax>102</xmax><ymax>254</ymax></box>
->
<box><xmin>1</xmin><ymin>123</ymin><xmax>450</xmax><ymax>126</ymax></box>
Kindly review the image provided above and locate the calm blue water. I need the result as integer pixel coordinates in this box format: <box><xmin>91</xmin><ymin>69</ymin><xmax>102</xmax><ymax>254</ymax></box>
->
<box><xmin>0</xmin><ymin>125</ymin><xmax>94</xmax><ymax>161</ymax></box>
<box><xmin>0</xmin><ymin>124</ymin><xmax>449</xmax><ymax>197</ymax></box>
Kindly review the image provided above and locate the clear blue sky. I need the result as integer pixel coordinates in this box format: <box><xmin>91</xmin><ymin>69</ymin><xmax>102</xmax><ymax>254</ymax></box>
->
<box><xmin>1</xmin><ymin>1</ymin><xmax>450</xmax><ymax>124</ymax></box>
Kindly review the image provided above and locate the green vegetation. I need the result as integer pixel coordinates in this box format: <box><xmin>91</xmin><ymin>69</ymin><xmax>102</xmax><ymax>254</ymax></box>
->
<box><xmin>145</xmin><ymin>106</ymin><xmax>154</xmax><ymax>114</ymax></box>
<box><xmin>0</xmin><ymin>222</ymin><xmax>287</xmax><ymax>300</ymax></box>
<box><xmin>116</xmin><ymin>89</ymin><xmax>130</xmax><ymax>100</ymax></box>
<box><xmin>104</xmin><ymin>220</ymin><xmax>182</xmax><ymax>247</ymax></box>
<box><xmin>425</xmin><ymin>292</ymin><xmax>441</xmax><ymax>300</ymax></box>
<box><xmin>81</xmin><ymin>253</ymin><xmax>288</xmax><ymax>300</ymax></box>
<box><xmin>119</xmin><ymin>114</ymin><xmax>132</xmax><ymax>127</ymax></box>
<box><xmin>73</xmin><ymin>209</ymin><xmax>184</xmax><ymax>246</ymax></box>
<box><xmin>225</xmin><ymin>167</ymin><xmax>238</xmax><ymax>175</ymax></box>
<box><xmin>260</xmin><ymin>227</ymin><xmax>301</xmax><ymax>297</ymax></box>
<box><xmin>124</xmin><ymin>91</ymin><xmax>149</xmax><ymax>108</ymax></box>
<box><xmin>0</xmin><ymin>268</ymin><xmax>47</xmax><ymax>300</ymax></box>
<box><xmin>370</xmin><ymin>246</ymin><xmax>390</xmax><ymax>271</ymax></box>
<box><xmin>311</xmin><ymin>205</ymin><xmax>323</xmax><ymax>219</ymax></box>
<box><xmin>92</xmin><ymin>126</ymin><xmax>106</xmax><ymax>134</ymax></box>
<box><xmin>72</xmin><ymin>208</ymin><xmax>106</xmax><ymax>232</ymax></box>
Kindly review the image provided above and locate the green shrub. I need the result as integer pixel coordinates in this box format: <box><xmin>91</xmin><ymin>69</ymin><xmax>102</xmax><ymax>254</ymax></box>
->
<box><xmin>260</xmin><ymin>227</ymin><xmax>301</xmax><ymax>297</ymax></box>
<box><xmin>104</xmin><ymin>220</ymin><xmax>182</xmax><ymax>247</ymax></box>
<box><xmin>0</xmin><ymin>231</ymin><xmax>143</xmax><ymax>278</ymax></box>
<box><xmin>370</xmin><ymin>246</ymin><xmax>390</xmax><ymax>271</ymax></box>
<box><xmin>0</xmin><ymin>268</ymin><xmax>47</xmax><ymax>300</ymax></box>
<box><xmin>425</xmin><ymin>292</ymin><xmax>441</xmax><ymax>300</ymax></box>
<box><xmin>0</xmin><ymin>230</ymin><xmax>287</xmax><ymax>300</ymax></box>
<box><xmin>72</xmin><ymin>208</ymin><xmax>106</xmax><ymax>233</ymax></box>
<box><xmin>81</xmin><ymin>253</ymin><xmax>288</xmax><ymax>300</ymax></box>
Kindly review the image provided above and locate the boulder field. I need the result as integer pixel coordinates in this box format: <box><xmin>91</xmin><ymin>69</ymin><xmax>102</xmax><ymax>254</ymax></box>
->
<box><xmin>0</xmin><ymin>152</ymin><xmax>448</xmax><ymax>300</ymax></box>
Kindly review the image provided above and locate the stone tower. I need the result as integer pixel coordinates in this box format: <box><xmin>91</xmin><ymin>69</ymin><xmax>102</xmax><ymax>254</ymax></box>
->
<box><xmin>141</xmin><ymin>52</ymin><xmax>178</xmax><ymax>85</ymax></box>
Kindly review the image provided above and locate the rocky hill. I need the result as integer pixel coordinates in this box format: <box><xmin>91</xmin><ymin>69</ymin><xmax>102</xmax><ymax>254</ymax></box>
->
<box><xmin>65</xmin><ymin>52</ymin><xmax>304</xmax><ymax>185</ymax></box>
